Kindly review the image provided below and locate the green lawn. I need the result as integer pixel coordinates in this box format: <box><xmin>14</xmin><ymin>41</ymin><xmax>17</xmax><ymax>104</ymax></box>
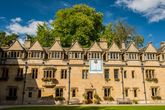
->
<box><xmin>3</xmin><ymin>106</ymin><xmax>165</xmax><ymax>110</ymax></box>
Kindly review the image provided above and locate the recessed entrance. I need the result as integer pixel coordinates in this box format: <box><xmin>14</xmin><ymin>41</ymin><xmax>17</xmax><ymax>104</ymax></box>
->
<box><xmin>87</xmin><ymin>91</ymin><xmax>93</xmax><ymax>104</ymax></box>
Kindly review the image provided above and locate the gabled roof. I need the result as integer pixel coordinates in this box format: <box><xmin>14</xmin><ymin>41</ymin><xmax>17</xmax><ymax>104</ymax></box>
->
<box><xmin>49</xmin><ymin>41</ymin><xmax>63</xmax><ymax>51</ymax></box>
<box><xmin>143</xmin><ymin>42</ymin><xmax>157</xmax><ymax>53</ymax></box>
<box><xmin>108</xmin><ymin>42</ymin><xmax>121</xmax><ymax>52</ymax></box>
<box><xmin>29</xmin><ymin>41</ymin><xmax>44</xmax><ymax>51</ymax></box>
<box><xmin>69</xmin><ymin>41</ymin><xmax>83</xmax><ymax>51</ymax></box>
<box><xmin>126</xmin><ymin>42</ymin><xmax>139</xmax><ymax>52</ymax></box>
<box><xmin>88</xmin><ymin>42</ymin><xmax>102</xmax><ymax>52</ymax></box>
<box><xmin>8</xmin><ymin>40</ymin><xmax>24</xmax><ymax>51</ymax></box>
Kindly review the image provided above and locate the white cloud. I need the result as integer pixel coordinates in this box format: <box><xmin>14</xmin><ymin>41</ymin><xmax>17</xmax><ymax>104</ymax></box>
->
<box><xmin>6</xmin><ymin>20</ymin><xmax>44</xmax><ymax>35</ymax></box>
<box><xmin>116</xmin><ymin>0</ymin><xmax>165</xmax><ymax>22</ymax></box>
<box><xmin>11</xmin><ymin>17</ymin><xmax>22</xmax><ymax>23</ymax></box>
<box><xmin>0</xmin><ymin>16</ymin><xmax>5</xmax><ymax>20</ymax></box>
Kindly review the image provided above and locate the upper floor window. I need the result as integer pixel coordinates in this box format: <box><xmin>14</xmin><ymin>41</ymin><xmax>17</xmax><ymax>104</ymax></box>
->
<box><xmin>32</xmin><ymin>68</ymin><xmax>38</xmax><ymax>79</ymax></box>
<box><xmin>61</xmin><ymin>69</ymin><xmax>67</xmax><ymax>79</ymax></box>
<box><xmin>43</xmin><ymin>69</ymin><xmax>55</xmax><ymax>79</ymax></box>
<box><xmin>132</xmin><ymin>71</ymin><xmax>135</xmax><ymax>78</ymax></box>
<box><xmin>17</xmin><ymin>68</ymin><xmax>23</xmax><ymax>77</ymax></box>
<box><xmin>124</xmin><ymin>70</ymin><xmax>127</xmax><ymax>78</ymax></box>
<box><xmin>114</xmin><ymin>69</ymin><xmax>119</xmax><ymax>81</ymax></box>
<box><xmin>50</xmin><ymin>52</ymin><xmax>62</xmax><ymax>59</ymax></box>
<box><xmin>82</xmin><ymin>70</ymin><xmax>88</xmax><ymax>79</ymax></box>
<box><xmin>104</xmin><ymin>69</ymin><xmax>109</xmax><ymax>79</ymax></box>
<box><xmin>144</xmin><ymin>53</ymin><xmax>156</xmax><ymax>60</ymax></box>
<box><xmin>0</xmin><ymin>68</ymin><xmax>9</xmax><ymax>80</ymax></box>
<box><xmin>146</xmin><ymin>69</ymin><xmax>155</xmax><ymax>79</ymax></box>
<box><xmin>108</xmin><ymin>52</ymin><xmax>119</xmax><ymax>60</ymax></box>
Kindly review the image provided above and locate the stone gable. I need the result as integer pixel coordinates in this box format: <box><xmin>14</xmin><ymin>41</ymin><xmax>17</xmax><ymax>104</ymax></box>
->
<box><xmin>126</xmin><ymin>42</ymin><xmax>139</xmax><ymax>52</ymax></box>
<box><xmin>8</xmin><ymin>40</ymin><xmax>24</xmax><ymax>51</ymax></box>
<box><xmin>88</xmin><ymin>42</ymin><xmax>102</xmax><ymax>52</ymax></box>
<box><xmin>69</xmin><ymin>41</ymin><xmax>83</xmax><ymax>51</ymax></box>
<box><xmin>108</xmin><ymin>42</ymin><xmax>121</xmax><ymax>52</ymax></box>
<box><xmin>144</xmin><ymin>42</ymin><xmax>157</xmax><ymax>53</ymax></box>
<box><xmin>49</xmin><ymin>41</ymin><xmax>63</xmax><ymax>51</ymax></box>
<box><xmin>29</xmin><ymin>41</ymin><xmax>43</xmax><ymax>51</ymax></box>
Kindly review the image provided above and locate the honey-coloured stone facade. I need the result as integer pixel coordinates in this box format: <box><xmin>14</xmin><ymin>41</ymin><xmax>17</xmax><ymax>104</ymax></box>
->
<box><xmin>0</xmin><ymin>39</ymin><xmax>165</xmax><ymax>105</ymax></box>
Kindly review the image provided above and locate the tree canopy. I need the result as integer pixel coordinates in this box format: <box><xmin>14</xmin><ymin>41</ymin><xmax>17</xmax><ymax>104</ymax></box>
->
<box><xmin>0</xmin><ymin>32</ymin><xmax>18</xmax><ymax>46</ymax></box>
<box><xmin>52</xmin><ymin>4</ymin><xmax>103</xmax><ymax>47</ymax></box>
<box><xmin>0</xmin><ymin>4</ymin><xmax>144</xmax><ymax>48</ymax></box>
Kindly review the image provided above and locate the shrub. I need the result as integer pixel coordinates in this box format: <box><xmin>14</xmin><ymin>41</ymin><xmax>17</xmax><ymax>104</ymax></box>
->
<box><xmin>151</xmin><ymin>96</ymin><xmax>162</xmax><ymax>100</ymax></box>
<box><xmin>55</xmin><ymin>96</ymin><xmax>65</xmax><ymax>101</ymax></box>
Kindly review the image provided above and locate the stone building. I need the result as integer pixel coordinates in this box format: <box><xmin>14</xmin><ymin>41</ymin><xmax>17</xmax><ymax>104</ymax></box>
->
<box><xmin>0</xmin><ymin>38</ymin><xmax>165</xmax><ymax>105</ymax></box>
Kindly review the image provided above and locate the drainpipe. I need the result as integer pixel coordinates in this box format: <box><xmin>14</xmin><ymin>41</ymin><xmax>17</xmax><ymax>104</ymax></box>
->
<box><xmin>67</xmin><ymin>63</ymin><xmax>71</xmax><ymax>105</ymax></box>
<box><xmin>22</xmin><ymin>61</ymin><xmax>28</xmax><ymax>105</ymax></box>
<box><xmin>141</xmin><ymin>63</ymin><xmax>147</xmax><ymax>104</ymax></box>
<box><xmin>120</xmin><ymin>67</ymin><xmax>125</xmax><ymax>100</ymax></box>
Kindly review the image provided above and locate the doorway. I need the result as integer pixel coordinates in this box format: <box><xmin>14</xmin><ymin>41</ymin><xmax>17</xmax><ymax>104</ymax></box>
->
<box><xmin>87</xmin><ymin>91</ymin><xmax>93</xmax><ymax>103</ymax></box>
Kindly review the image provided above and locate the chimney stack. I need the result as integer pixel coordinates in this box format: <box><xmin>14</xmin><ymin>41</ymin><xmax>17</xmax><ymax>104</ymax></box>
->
<box><xmin>99</xmin><ymin>38</ymin><xmax>108</xmax><ymax>49</ymax></box>
<box><xmin>122</xmin><ymin>41</ymin><xmax>126</xmax><ymax>50</ymax></box>
<box><xmin>24</xmin><ymin>39</ymin><xmax>31</xmax><ymax>49</ymax></box>
<box><xmin>160</xmin><ymin>42</ymin><xmax>165</xmax><ymax>47</ymax></box>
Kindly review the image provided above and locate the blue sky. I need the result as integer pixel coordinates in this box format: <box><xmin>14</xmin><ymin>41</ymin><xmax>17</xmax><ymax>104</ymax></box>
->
<box><xmin>0</xmin><ymin>0</ymin><xmax>165</xmax><ymax>48</ymax></box>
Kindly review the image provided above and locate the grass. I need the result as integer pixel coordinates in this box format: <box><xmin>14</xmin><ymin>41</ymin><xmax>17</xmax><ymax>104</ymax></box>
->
<box><xmin>3</xmin><ymin>106</ymin><xmax>165</xmax><ymax>110</ymax></box>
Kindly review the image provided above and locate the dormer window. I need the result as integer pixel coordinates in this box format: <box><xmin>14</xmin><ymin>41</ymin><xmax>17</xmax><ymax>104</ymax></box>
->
<box><xmin>108</xmin><ymin>52</ymin><xmax>120</xmax><ymax>60</ymax></box>
<box><xmin>162</xmin><ymin>54</ymin><xmax>165</xmax><ymax>60</ymax></box>
<box><xmin>69</xmin><ymin>52</ymin><xmax>83</xmax><ymax>59</ymax></box>
<box><xmin>8</xmin><ymin>51</ymin><xmax>22</xmax><ymax>58</ymax></box>
<box><xmin>127</xmin><ymin>53</ymin><xmax>138</xmax><ymax>60</ymax></box>
<box><xmin>29</xmin><ymin>51</ymin><xmax>44</xmax><ymax>59</ymax></box>
<box><xmin>89</xmin><ymin>52</ymin><xmax>101</xmax><ymax>59</ymax></box>
<box><xmin>50</xmin><ymin>52</ymin><xmax>62</xmax><ymax>59</ymax></box>
<box><xmin>144</xmin><ymin>53</ymin><xmax>156</xmax><ymax>60</ymax></box>
<box><xmin>0</xmin><ymin>51</ymin><xmax>7</xmax><ymax>58</ymax></box>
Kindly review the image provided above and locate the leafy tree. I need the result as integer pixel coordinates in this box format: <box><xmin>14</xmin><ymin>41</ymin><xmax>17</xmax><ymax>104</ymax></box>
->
<box><xmin>0</xmin><ymin>32</ymin><xmax>18</xmax><ymax>46</ymax></box>
<box><xmin>52</xmin><ymin>4</ymin><xmax>103</xmax><ymax>47</ymax></box>
<box><xmin>100</xmin><ymin>23</ymin><xmax>114</xmax><ymax>46</ymax></box>
<box><xmin>101</xmin><ymin>21</ymin><xmax>144</xmax><ymax>48</ymax></box>
<box><xmin>31</xmin><ymin>23</ymin><xmax>55</xmax><ymax>47</ymax></box>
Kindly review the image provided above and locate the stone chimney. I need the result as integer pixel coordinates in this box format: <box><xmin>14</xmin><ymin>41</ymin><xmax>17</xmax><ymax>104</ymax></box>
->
<box><xmin>160</xmin><ymin>42</ymin><xmax>165</xmax><ymax>47</ymax></box>
<box><xmin>122</xmin><ymin>41</ymin><xmax>126</xmax><ymax>50</ymax></box>
<box><xmin>56</xmin><ymin>37</ymin><xmax>61</xmax><ymax>44</ymax></box>
<box><xmin>99</xmin><ymin>38</ymin><xmax>108</xmax><ymax>49</ymax></box>
<box><xmin>24</xmin><ymin>39</ymin><xmax>31</xmax><ymax>49</ymax></box>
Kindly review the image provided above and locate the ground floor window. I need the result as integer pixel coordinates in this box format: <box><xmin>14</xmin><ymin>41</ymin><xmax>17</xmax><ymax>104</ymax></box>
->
<box><xmin>151</xmin><ymin>87</ymin><xmax>158</xmax><ymax>96</ymax></box>
<box><xmin>125</xmin><ymin>88</ymin><xmax>129</xmax><ymax>97</ymax></box>
<box><xmin>133</xmin><ymin>89</ymin><xmax>138</xmax><ymax>97</ymax></box>
<box><xmin>71</xmin><ymin>89</ymin><xmax>77</xmax><ymax>97</ymax></box>
<box><xmin>6</xmin><ymin>87</ymin><xmax>17</xmax><ymax>100</ymax></box>
<box><xmin>104</xmin><ymin>88</ymin><xmax>110</xmax><ymax>97</ymax></box>
<box><xmin>55</xmin><ymin>88</ymin><xmax>63</xmax><ymax>97</ymax></box>
<box><xmin>28</xmin><ymin>91</ymin><xmax>32</xmax><ymax>98</ymax></box>
<box><xmin>38</xmin><ymin>89</ymin><xmax>41</xmax><ymax>98</ymax></box>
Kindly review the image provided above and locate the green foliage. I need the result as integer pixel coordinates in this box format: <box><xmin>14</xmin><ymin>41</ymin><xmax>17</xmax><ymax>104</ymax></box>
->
<box><xmin>101</xmin><ymin>21</ymin><xmax>144</xmax><ymax>48</ymax></box>
<box><xmin>52</xmin><ymin>4</ymin><xmax>103</xmax><ymax>47</ymax></box>
<box><xmin>32</xmin><ymin>23</ymin><xmax>55</xmax><ymax>47</ymax></box>
<box><xmin>0</xmin><ymin>32</ymin><xmax>18</xmax><ymax>46</ymax></box>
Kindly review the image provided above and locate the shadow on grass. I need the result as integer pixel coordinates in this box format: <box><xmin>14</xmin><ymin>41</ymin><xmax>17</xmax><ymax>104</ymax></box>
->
<box><xmin>3</xmin><ymin>106</ymin><xmax>165</xmax><ymax>110</ymax></box>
